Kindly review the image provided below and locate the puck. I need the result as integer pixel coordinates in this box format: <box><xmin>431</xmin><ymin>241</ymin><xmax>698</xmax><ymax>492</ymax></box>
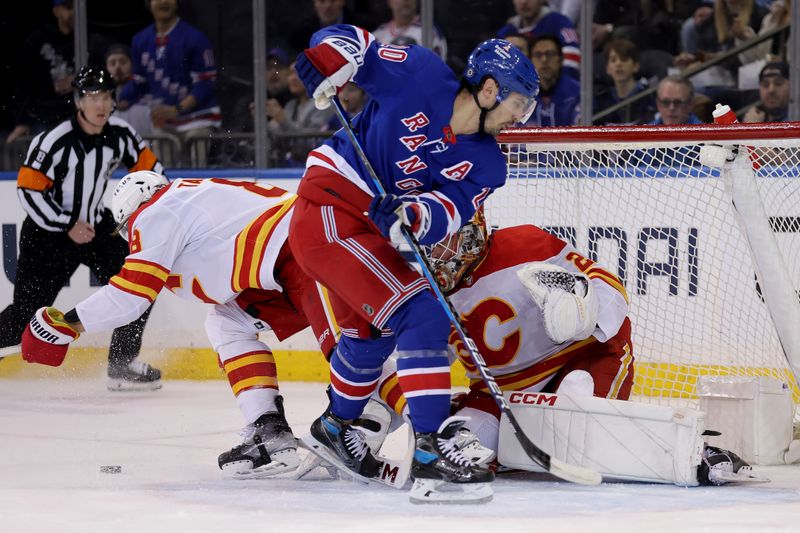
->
<box><xmin>99</xmin><ymin>465</ymin><xmax>122</xmax><ymax>474</ymax></box>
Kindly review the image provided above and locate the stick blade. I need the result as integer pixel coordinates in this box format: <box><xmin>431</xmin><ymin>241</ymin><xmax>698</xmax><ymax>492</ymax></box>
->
<box><xmin>549</xmin><ymin>457</ymin><xmax>603</xmax><ymax>485</ymax></box>
<box><xmin>0</xmin><ymin>345</ymin><xmax>21</xmax><ymax>359</ymax></box>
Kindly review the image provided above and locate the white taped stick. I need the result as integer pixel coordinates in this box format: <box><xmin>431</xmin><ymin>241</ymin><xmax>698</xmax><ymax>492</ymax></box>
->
<box><xmin>0</xmin><ymin>345</ymin><xmax>21</xmax><ymax>359</ymax></box>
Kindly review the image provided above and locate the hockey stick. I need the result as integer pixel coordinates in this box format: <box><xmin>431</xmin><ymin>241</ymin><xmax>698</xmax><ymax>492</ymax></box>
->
<box><xmin>330</xmin><ymin>96</ymin><xmax>601</xmax><ymax>486</ymax></box>
<box><xmin>0</xmin><ymin>345</ymin><xmax>21</xmax><ymax>359</ymax></box>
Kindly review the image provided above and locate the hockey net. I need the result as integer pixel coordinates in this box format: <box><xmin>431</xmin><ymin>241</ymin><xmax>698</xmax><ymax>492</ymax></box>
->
<box><xmin>492</xmin><ymin>123</ymin><xmax>800</xmax><ymax>415</ymax></box>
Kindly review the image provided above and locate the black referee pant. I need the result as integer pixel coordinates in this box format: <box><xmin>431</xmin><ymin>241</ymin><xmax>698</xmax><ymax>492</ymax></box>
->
<box><xmin>0</xmin><ymin>210</ymin><xmax>151</xmax><ymax>371</ymax></box>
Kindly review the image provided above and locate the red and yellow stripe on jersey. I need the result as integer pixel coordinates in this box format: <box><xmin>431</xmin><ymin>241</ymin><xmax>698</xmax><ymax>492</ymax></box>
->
<box><xmin>460</xmin><ymin>336</ymin><xmax>598</xmax><ymax>393</ymax></box>
<box><xmin>231</xmin><ymin>195</ymin><xmax>297</xmax><ymax>293</ymax></box>
<box><xmin>566</xmin><ymin>251</ymin><xmax>629</xmax><ymax>303</ymax></box>
<box><xmin>109</xmin><ymin>258</ymin><xmax>170</xmax><ymax>303</ymax></box>
<box><xmin>222</xmin><ymin>350</ymin><xmax>278</xmax><ymax>396</ymax></box>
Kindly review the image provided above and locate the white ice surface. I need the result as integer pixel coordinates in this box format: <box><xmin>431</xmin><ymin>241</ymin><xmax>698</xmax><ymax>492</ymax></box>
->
<box><xmin>1</xmin><ymin>379</ymin><xmax>798</xmax><ymax>533</ymax></box>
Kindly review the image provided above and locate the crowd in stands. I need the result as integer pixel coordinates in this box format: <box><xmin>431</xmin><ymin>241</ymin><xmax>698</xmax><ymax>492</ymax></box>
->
<box><xmin>0</xmin><ymin>0</ymin><xmax>793</xmax><ymax>169</ymax></box>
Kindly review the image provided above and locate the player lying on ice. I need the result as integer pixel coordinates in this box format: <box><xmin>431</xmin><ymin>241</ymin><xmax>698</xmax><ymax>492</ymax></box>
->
<box><xmin>346</xmin><ymin>211</ymin><xmax>767</xmax><ymax>488</ymax></box>
<box><xmin>288</xmin><ymin>24</ymin><xmax>540</xmax><ymax>504</ymax></box>
<box><xmin>19</xmin><ymin>171</ymin><xmax>340</xmax><ymax>479</ymax></box>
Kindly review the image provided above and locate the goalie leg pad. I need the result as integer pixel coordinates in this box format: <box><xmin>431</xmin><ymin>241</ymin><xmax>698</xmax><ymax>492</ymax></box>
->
<box><xmin>698</xmin><ymin>375</ymin><xmax>797</xmax><ymax>465</ymax></box>
<box><xmin>498</xmin><ymin>391</ymin><xmax>707</xmax><ymax>486</ymax></box>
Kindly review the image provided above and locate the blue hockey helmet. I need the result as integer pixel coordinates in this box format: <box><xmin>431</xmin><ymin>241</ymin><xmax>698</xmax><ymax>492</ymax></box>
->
<box><xmin>464</xmin><ymin>39</ymin><xmax>539</xmax><ymax>123</ymax></box>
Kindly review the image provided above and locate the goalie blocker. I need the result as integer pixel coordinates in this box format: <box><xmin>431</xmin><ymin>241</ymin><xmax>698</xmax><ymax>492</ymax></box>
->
<box><xmin>498</xmin><ymin>390</ymin><xmax>769</xmax><ymax>485</ymax></box>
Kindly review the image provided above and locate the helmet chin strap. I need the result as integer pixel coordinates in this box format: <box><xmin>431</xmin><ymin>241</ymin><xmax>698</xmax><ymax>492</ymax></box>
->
<box><xmin>472</xmin><ymin>89</ymin><xmax>500</xmax><ymax>135</ymax></box>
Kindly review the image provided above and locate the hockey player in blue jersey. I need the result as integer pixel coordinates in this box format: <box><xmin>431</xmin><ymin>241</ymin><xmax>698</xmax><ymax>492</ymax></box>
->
<box><xmin>289</xmin><ymin>25</ymin><xmax>539</xmax><ymax>503</ymax></box>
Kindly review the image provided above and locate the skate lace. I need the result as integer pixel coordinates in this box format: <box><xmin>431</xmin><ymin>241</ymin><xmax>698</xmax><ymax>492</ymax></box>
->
<box><xmin>344</xmin><ymin>428</ymin><xmax>370</xmax><ymax>461</ymax></box>
<box><xmin>438</xmin><ymin>435</ymin><xmax>472</xmax><ymax>467</ymax></box>
<box><xmin>453</xmin><ymin>428</ymin><xmax>478</xmax><ymax>449</ymax></box>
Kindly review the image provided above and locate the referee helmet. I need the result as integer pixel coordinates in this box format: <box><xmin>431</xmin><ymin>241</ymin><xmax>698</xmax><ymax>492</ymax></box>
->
<box><xmin>73</xmin><ymin>66</ymin><xmax>116</xmax><ymax>98</ymax></box>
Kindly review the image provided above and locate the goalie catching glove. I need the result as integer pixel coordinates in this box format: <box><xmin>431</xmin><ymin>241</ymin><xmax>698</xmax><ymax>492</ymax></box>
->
<box><xmin>21</xmin><ymin>307</ymin><xmax>80</xmax><ymax>367</ymax></box>
<box><xmin>295</xmin><ymin>37</ymin><xmax>363</xmax><ymax>110</ymax></box>
<box><xmin>368</xmin><ymin>194</ymin><xmax>434</xmax><ymax>246</ymax></box>
<box><xmin>516</xmin><ymin>262</ymin><xmax>598</xmax><ymax>344</ymax></box>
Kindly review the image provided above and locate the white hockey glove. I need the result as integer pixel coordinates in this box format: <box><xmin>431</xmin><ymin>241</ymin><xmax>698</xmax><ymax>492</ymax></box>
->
<box><xmin>516</xmin><ymin>262</ymin><xmax>598</xmax><ymax>344</ymax></box>
<box><xmin>295</xmin><ymin>37</ymin><xmax>362</xmax><ymax>110</ymax></box>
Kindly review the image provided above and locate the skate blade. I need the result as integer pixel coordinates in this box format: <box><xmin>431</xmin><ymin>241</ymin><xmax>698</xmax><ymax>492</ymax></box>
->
<box><xmin>222</xmin><ymin>449</ymin><xmax>301</xmax><ymax>479</ymax></box>
<box><xmin>709</xmin><ymin>467</ymin><xmax>770</xmax><ymax>485</ymax></box>
<box><xmin>298</xmin><ymin>434</ymin><xmax>372</xmax><ymax>484</ymax></box>
<box><xmin>293</xmin><ymin>451</ymin><xmax>339</xmax><ymax>481</ymax></box>
<box><xmin>107</xmin><ymin>378</ymin><xmax>163</xmax><ymax>392</ymax></box>
<box><xmin>408</xmin><ymin>478</ymin><xmax>493</xmax><ymax>505</ymax></box>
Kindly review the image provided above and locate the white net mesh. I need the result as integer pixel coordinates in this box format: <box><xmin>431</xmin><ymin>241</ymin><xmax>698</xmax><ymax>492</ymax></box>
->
<box><xmin>492</xmin><ymin>127</ymin><xmax>800</xmax><ymax>412</ymax></box>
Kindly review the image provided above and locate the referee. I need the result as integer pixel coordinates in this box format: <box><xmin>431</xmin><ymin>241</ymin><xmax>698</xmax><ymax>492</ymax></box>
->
<box><xmin>0</xmin><ymin>66</ymin><xmax>164</xmax><ymax>391</ymax></box>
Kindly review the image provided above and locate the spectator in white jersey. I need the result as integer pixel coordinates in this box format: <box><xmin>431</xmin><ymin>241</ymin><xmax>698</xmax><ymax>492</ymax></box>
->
<box><xmin>0</xmin><ymin>66</ymin><xmax>164</xmax><ymax>391</ymax></box>
<box><xmin>373</xmin><ymin>0</ymin><xmax>449</xmax><ymax>60</ymax></box>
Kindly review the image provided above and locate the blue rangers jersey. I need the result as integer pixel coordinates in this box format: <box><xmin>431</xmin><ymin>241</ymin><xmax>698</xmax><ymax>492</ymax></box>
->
<box><xmin>497</xmin><ymin>10</ymin><xmax>581</xmax><ymax>79</ymax></box>
<box><xmin>120</xmin><ymin>19</ymin><xmax>221</xmax><ymax>131</ymax></box>
<box><xmin>525</xmin><ymin>72</ymin><xmax>580</xmax><ymax>127</ymax></box>
<box><xmin>305</xmin><ymin>25</ymin><xmax>507</xmax><ymax>245</ymax></box>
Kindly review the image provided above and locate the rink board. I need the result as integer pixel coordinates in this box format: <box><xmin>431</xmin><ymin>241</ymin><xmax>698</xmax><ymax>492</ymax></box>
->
<box><xmin>1</xmin><ymin>175</ymin><xmax>797</xmax><ymax>401</ymax></box>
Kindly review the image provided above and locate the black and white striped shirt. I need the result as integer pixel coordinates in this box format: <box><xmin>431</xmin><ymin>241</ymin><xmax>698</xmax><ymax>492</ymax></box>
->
<box><xmin>17</xmin><ymin>114</ymin><xmax>163</xmax><ymax>231</ymax></box>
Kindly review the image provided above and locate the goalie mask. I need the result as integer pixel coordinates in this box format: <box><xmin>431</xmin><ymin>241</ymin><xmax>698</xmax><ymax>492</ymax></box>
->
<box><xmin>426</xmin><ymin>209</ymin><xmax>489</xmax><ymax>292</ymax></box>
<box><xmin>111</xmin><ymin>170</ymin><xmax>169</xmax><ymax>240</ymax></box>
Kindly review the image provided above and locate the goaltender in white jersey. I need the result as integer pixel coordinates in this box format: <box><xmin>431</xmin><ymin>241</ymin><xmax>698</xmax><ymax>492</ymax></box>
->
<box><xmin>373</xmin><ymin>211</ymin><xmax>764</xmax><ymax>486</ymax></box>
<box><xmin>20</xmin><ymin>172</ymin><xmax>338</xmax><ymax>479</ymax></box>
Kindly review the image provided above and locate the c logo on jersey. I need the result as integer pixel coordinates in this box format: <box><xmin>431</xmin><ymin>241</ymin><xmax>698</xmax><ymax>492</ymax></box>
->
<box><xmin>451</xmin><ymin>297</ymin><xmax>521</xmax><ymax>370</ymax></box>
<box><xmin>440</xmin><ymin>160</ymin><xmax>474</xmax><ymax>182</ymax></box>
<box><xmin>401</xmin><ymin>112</ymin><xmax>430</xmax><ymax>132</ymax></box>
<box><xmin>165</xmin><ymin>274</ymin><xmax>183</xmax><ymax>291</ymax></box>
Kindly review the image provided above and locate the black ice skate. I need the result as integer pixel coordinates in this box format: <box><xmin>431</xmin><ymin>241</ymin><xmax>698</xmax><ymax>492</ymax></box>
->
<box><xmin>218</xmin><ymin>396</ymin><xmax>300</xmax><ymax>478</ymax></box>
<box><xmin>408</xmin><ymin>416</ymin><xmax>495</xmax><ymax>504</ymax></box>
<box><xmin>107</xmin><ymin>361</ymin><xmax>162</xmax><ymax>391</ymax></box>
<box><xmin>301</xmin><ymin>407</ymin><xmax>381</xmax><ymax>482</ymax></box>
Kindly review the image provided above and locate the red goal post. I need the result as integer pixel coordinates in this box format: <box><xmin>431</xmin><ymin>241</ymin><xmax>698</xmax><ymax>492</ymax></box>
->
<box><xmin>498</xmin><ymin>122</ymin><xmax>800</xmax><ymax>145</ymax></box>
<box><xmin>491</xmin><ymin>122</ymin><xmax>800</xmax><ymax>412</ymax></box>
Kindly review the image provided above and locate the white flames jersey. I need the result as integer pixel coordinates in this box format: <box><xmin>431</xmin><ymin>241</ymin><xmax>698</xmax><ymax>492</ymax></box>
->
<box><xmin>448</xmin><ymin>225</ymin><xmax>629</xmax><ymax>388</ymax></box>
<box><xmin>76</xmin><ymin>178</ymin><xmax>296</xmax><ymax>331</ymax></box>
